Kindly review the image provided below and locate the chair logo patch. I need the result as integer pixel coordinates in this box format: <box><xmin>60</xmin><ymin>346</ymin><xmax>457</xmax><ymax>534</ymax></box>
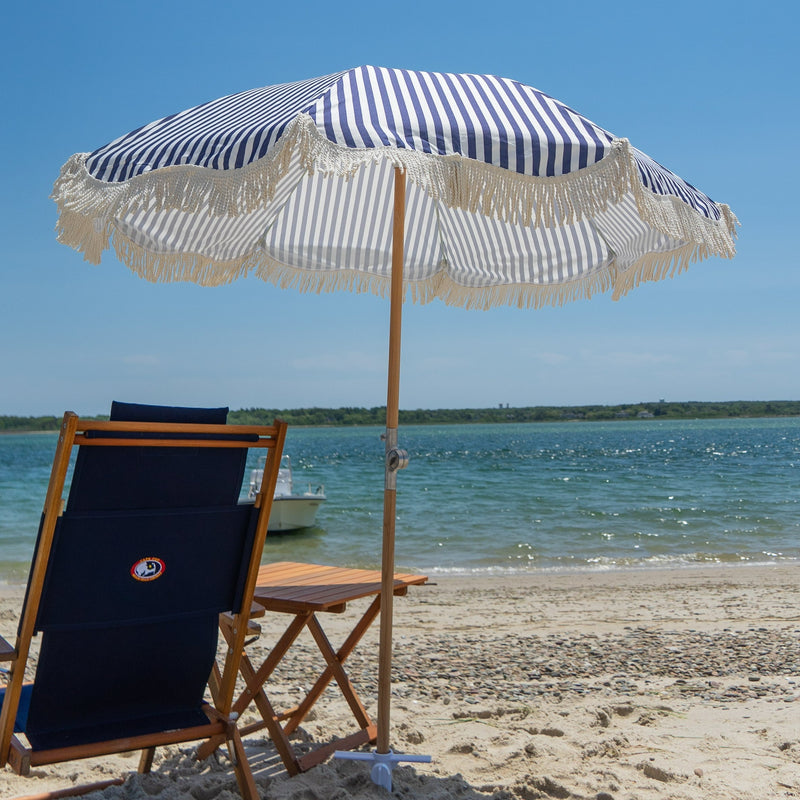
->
<box><xmin>131</xmin><ymin>557</ymin><xmax>165</xmax><ymax>582</ymax></box>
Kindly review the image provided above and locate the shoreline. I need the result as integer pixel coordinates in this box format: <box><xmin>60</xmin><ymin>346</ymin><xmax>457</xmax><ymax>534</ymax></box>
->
<box><xmin>423</xmin><ymin>556</ymin><xmax>800</xmax><ymax>577</ymax></box>
<box><xmin>3</xmin><ymin>559</ymin><xmax>796</xmax><ymax>590</ymax></box>
<box><xmin>2</xmin><ymin>557</ymin><xmax>799</xmax><ymax>589</ymax></box>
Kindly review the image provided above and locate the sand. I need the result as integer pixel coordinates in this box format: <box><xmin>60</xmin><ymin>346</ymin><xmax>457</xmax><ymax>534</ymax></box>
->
<box><xmin>1</xmin><ymin>563</ymin><xmax>798</xmax><ymax>800</ymax></box>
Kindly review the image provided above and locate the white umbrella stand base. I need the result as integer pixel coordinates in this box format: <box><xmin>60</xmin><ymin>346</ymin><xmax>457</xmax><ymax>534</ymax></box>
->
<box><xmin>334</xmin><ymin>749</ymin><xmax>432</xmax><ymax>791</ymax></box>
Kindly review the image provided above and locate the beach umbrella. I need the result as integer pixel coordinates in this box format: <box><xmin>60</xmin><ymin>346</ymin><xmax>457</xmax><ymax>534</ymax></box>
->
<box><xmin>52</xmin><ymin>65</ymin><xmax>737</xmax><ymax>789</ymax></box>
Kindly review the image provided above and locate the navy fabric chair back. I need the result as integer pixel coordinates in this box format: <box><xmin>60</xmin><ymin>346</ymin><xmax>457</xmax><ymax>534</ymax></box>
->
<box><xmin>67</xmin><ymin>401</ymin><xmax>245</xmax><ymax>510</ymax></box>
<box><xmin>24</xmin><ymin>403</ymin><xmax>257</xmax><ymax>750</ymax></box>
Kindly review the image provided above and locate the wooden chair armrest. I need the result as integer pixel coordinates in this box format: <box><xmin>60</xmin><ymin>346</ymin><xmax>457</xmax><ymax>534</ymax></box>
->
<box><xmin>225</xmin><ymin>601</ymin><xmax>265</xmax><ymax>619</ymax></box>
<box><xmin>248</xmin><ymin>601</ymin><xmax>266</xmax><ymax>619</ymax></box>
<box><xmin>219</xmin><ymin>612</ymin><xmax>262</xmax><ymax>638</ymax></box>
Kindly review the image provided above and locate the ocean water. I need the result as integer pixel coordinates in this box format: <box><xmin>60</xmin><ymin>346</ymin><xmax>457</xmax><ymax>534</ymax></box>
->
<box><xmin>1</xmin><ymin>418</ymin><xmax>798</xmax><ymax>583</ymax></box>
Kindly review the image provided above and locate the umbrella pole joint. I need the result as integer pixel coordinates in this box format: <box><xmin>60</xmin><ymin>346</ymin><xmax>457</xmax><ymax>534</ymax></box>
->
<box><xmin>383</xmin><ymin>428</ymin><xmax>409</xmax><ymax>491</ymax></box>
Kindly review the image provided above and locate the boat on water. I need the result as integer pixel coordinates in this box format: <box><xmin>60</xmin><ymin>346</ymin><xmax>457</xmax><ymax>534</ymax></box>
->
<box><xmin>248</xmin><ymin>455</ymin><xmax>326</xmax><ymax>532</ymax></box>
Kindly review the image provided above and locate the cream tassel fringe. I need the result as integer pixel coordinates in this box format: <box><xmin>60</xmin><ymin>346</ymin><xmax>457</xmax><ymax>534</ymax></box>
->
<box><xmin>52</xmin><ymin>113</ymin><xmax>739</xmax><ymax>309</ymax></box>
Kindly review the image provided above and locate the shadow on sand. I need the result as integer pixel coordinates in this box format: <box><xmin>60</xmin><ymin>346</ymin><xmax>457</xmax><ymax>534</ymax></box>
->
<box><xmin>91</xmin><ymin>738</ymin><xmax>516</xmax><ymax>800</ymax></box>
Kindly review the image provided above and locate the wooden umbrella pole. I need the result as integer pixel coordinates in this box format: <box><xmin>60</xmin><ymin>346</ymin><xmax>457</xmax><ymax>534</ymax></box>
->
<box><xmin>377</xmin><ymin>166</ymin><xmax>406</xmax><ymax>754</ymax></box>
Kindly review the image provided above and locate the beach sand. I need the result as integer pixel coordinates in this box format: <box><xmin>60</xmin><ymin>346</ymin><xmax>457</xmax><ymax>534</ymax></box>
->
<box><xmin>1</xmin><ymin>564</ymin><xmax>798</xmax><ymax>799</ymax></box>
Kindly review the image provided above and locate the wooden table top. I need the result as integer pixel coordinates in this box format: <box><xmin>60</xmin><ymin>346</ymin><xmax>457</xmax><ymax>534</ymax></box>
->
<box><xmin>253</xmin><ymin>561</ymin><xmax>428</xmax><ymax>613</ymax></box>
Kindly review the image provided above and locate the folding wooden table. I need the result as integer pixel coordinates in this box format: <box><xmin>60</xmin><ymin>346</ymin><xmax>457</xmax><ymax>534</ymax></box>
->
<box><xmin>222</xmin><ymin>561</ymin><xmax>427</xmax><ymax>775</ymax></box>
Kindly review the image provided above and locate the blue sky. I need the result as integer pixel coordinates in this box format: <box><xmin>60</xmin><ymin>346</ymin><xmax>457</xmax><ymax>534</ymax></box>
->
<box><xmin>1</xmin><ymin>1</ymin><xmax>797</xmax><ymax>416</ymax></box>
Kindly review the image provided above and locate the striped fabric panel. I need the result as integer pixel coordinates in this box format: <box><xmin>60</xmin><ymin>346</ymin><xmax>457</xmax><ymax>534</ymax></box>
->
<box><xmin>256</xmin><ymin>159</ymin><xmax>613</xmax><ymax>287</ymax></box>
<box><xmin>263</xmin><ymin>159</ymin><xmax>456</xmax><ymax>280</ymax></box>
<box><xmin>307</xmin><ymin>66</ymin><xmax>613</xmax><ymax>177</ymax></box>
<box><xmin>434</xmin><ymin>203</ymin><xmax>611</xmax><ymax>288</ymax></box>
<box><xmin>86</xmin><ymin>71</ymin><xmax>348</xmax><ymax>182</ymax></box>
<box><xmin>85</xmin><ymin>66</ymin><xmax>723</xmax><ymax>230</ymax></box>
<box><xmin>117</xmin><ymin>204</ymin><xmax>264</xmax><ymax>262</ymax></box>
<box><xmin>593</xmin><ymin>193</ymin><xmax>681</xmax><ymax>271</ymax></box>
<box><xmin>115</xmin><ymin>155</ymin><xmax>308</xmax><ymax>262</ymax></box>
<box><xmin>264</xmin><ymin>160</ymin><xmax>396</xmax><ymax>276</ymax></box>
<box><xmin>85</xmin><ymin>66</ymin><xmax>615</xmax><ymax>184</ymax></box>
<box><xmin>631</xmin><ymin>147</ymin><xmax>721</xmax><ymax>221</ymax></box>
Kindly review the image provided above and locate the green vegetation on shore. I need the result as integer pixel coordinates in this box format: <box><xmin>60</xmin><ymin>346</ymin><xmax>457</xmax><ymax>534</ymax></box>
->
<box><xmin>2</xmin><ymin>400</ymin><xmax>798</xmax><ymax>432</ymax></box>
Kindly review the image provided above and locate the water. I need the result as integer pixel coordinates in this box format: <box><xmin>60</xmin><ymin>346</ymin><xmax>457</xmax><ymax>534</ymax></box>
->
<box><xmin>1</xmin><ymin>418</ymin><xmax>798</xmax><ymax>583</ymax></box>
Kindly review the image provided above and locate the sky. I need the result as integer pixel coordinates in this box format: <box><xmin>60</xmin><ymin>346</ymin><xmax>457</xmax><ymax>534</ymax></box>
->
<box><xmin>1</xmin><ymin>1</ymin><xmax>798</xmax><ymax>417</ymax></box>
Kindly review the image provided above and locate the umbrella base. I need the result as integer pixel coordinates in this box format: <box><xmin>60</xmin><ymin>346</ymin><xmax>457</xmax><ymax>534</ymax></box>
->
<box><xmin>334</xmin><ymin>748</ymin><xmax>432</xmax><ymax>791</ymax></box>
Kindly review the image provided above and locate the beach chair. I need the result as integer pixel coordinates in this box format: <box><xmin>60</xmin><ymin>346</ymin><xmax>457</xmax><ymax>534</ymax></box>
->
<box><xmin>0</xmin><ymin>402</ymin><xmax>287</xmax><ymax>799</ymax></box>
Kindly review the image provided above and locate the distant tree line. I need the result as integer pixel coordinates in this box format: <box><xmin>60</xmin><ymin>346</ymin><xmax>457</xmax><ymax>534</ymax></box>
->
<box><xmin>2</xmin><ymin>401</ymin><xmax>798</xmax><ymax>433</ymax></box>
<box><xmin>228</xmin><ymin>401</ymin><xmax>800</xmax><ymax>426</ymax></box>
<box><xmin>0</xmin><ymin>416</ymin><xmax>65</xmax><ymax>433</ymax></box>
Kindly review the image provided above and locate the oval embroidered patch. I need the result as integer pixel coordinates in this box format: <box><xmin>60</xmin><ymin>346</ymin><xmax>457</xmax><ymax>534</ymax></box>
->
<box><xmin>131</xmin><ymin>557</ymin><xmax>165</xmax><ymax>582</ymax></box>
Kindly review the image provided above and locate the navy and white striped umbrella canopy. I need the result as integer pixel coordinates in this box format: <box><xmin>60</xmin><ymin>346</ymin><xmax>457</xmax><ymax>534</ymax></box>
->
<box><xmin>53</xmin><ymin>66</ymin><xmax>737</xmax><ymax>309</ymax></box>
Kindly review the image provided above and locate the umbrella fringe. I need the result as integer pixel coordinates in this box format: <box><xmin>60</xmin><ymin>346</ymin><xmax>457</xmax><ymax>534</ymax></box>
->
<box><xmin>54</xmin><ymin>207</ymin><xmax>110</xmax><ymax>266</ymax></box>
<box><xmin>611</xmin><ymin>242</ymin><xmax>710</xmax><ymax>300</ymax></box>
<box><xmin>53</xmin><ymin>116</ymin><xmax>737</xmax><ymax>273</ymax></box>
<box><xmin>78</xmin><ymin>216</ymin><xmax>720</xmax><ymax>310</ymax></box>
<box><xmin>50</xmin><ymin>136</ymin><xmax>299</xmax><ymax>266</ymax></box>
<box><xmin>109</xmin><ymin>231</ymin><xmax>258</xmax><ymax>287</ymax></box>
<box><xmin>627</xmin><ymin>177</ymin><xmax>739</xmax><ymax>261</ymax></box>
<box><xmin>52</xmin><ymin>122</ymin><xmax>739</xmax><ymax>311</ymax></box>
<box><xmin>252</xmin><ymin>258</ymin><xmax>619</xmax><ymax>310</ymax></box>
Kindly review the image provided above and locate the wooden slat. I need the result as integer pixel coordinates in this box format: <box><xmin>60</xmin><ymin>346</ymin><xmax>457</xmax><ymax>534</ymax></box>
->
<box><xmin>296</xmin><ymin>725</ymin><xmax>377</xmax><ymax>772</ymax></box>
<box><xmin>74</xmin><ymin>436</ymin><xmax>274</xmax><ymax>449</ymax></box>
<box><xmin>25</xmin><ymin>720</ymin><xmax>227</xmax><ymax>769</ymax></box>
<box><xmin>258</xmin><ymin>561</ymin><xmax>426</xmax><ymax>588</ymax></box>
<box><xmin>76</xmin><ymin>420</ymin><xmax>278</xmax><ymax>436</ymax></box>
<box><xmin>73</xmin><ymin>419</ymin><xmax>279</xmax><ymax>449</ymax></box>
<box><xmin>254</xmin><ymin>582</ymin><xmax>423</xmax><ymax>610</ymax></box>
<box><xmin>260</xmin><ymin>599</ymin><xmax>348</xmax><ymax>615</ymax></box>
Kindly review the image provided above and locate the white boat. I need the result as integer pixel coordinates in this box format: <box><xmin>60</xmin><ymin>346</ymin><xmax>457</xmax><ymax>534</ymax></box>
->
<box><xmin>248</xmin><ymin>455</ymin><xmax>326</xmax><ymax>532</ymax></box>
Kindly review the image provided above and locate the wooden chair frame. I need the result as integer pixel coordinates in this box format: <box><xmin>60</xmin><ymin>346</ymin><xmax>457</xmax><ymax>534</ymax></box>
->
<box><xmin>0</xmin><ymin>412</ymin><xmax>287</xmax><ymax>799</ymax></box>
